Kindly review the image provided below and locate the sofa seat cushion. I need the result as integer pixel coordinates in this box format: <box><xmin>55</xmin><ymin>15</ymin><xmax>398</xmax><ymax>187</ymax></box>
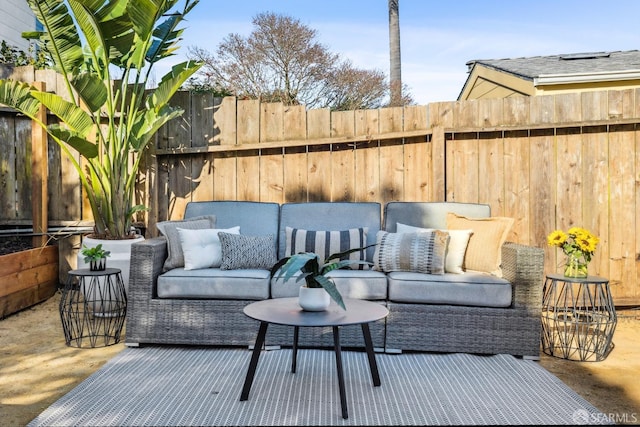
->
<box><xmin>387</xmin><ymin>271</ymin><xmax>512</xmax><ymax>307</ymax></box>
<box><xmin>157</xmin><ymin>268</ymin><xmax>270</xmax><ymax>300</ymax></box>
<box><xmin>271</xmin><ymin>269</ymin><xmax>388</xmax><ymax>300</ymax></box>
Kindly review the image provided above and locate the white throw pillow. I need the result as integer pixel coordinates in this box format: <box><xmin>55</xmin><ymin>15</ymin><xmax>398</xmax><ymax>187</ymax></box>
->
<box><xmin>178</xmin><ymin>226</ymin><xmax>240</xmax><ymax>270</ymax></box>
<box><xmin>396</xmin><ymin>222</ymin><xmax>473</xmax><ymax>274</ymax></box>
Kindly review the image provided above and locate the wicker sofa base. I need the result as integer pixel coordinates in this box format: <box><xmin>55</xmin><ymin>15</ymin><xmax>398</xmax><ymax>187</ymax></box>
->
<box><xmin>385</xmin><ymin>302</ymin><xmax>541</xmax><ymax>358</ymax></box>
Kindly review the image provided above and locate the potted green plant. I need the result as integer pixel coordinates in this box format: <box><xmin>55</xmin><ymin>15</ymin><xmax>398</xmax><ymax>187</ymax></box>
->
<box><xmin>271</xmin><ymin>246</ymin><xmax>374</xmax><ymax>311</ymax></box>
<box><xmin>81</xmin><ymin>243</ymin><xmax>111</xmax><ymax>271</ymax></box>
<box><xmin>0</xmin><ymin>0</ymin><xmax>202</xmax><ymax>286</ymax></box>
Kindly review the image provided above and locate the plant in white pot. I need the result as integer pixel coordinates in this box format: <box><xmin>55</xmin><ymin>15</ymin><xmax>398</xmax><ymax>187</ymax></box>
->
<box><xmin>271</xmin><ymin>246</ymin><xmax>374</xmax><ymax>311</ymax></box>
<box><xmin>0</xmin><ymin>0</ymin><xmax>202</xmax><ymax>287</ymax></box>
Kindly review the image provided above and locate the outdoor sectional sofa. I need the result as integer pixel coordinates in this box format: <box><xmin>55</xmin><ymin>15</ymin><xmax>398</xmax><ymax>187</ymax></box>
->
<box><xmin>125</xmin><ymin>201</ymin><xmax>544</xmax><ymax>359</ymax></box>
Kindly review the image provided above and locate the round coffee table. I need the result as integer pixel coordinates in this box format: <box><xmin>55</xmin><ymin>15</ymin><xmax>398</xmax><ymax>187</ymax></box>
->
<box><xmin>240</xmin><ymin>297</ymin><xmax>389</xmax><ymax>419</ymax></box>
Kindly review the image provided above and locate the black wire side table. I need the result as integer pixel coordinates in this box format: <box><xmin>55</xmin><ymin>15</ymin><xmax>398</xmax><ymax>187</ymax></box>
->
<box><xmin>59</xmin><ymin>268</ymin><xmax>127</xmax><ymax>348</ymax></box>
<box><xmin>541</xmin><ymin>274</ymin><xmax>617</xmax><ymax>361</ymax></box>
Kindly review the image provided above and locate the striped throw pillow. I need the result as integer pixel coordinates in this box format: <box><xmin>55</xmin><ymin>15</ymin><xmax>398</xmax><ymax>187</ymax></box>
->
<box><xmin>284</xmin><ymin>227</ymin><xmax>369</xmax><ymax>270</ymax></box>
<box><xmin>373</xmin><ymin>230</ymin><xmax>448</xmax><ymax>274</ymax></box>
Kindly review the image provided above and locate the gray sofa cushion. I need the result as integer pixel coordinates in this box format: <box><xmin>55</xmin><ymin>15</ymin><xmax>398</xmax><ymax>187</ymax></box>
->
<box><xmin>157</xmin><ymin>268</ymin><xmax>270</xmax><ymax>300</ymax></box>
<box><xmin>387</xmin><ymin>271</ymin><xmax>512</xmax><ymax>307</ymax></box>
<box><xmin>271</xmin><ymin>269</ymin><xmax>388</xmax><ymax>300</ymax></box>
<box><xmin>279</xmin><ymin>202</ymin><xmax>381</xmax><ymax>261</ymax></box>
<box><xmin>184</xmin><ymin>201</ymin><xmax>280</xmax><ymax>241</ymax></box>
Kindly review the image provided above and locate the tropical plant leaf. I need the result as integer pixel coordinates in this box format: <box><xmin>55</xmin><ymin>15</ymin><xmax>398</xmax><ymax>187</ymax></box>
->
<box><xmin>47</xmin><ymin>125</ymin><xmax>99</xmax><ymax>158</ymax></box>
<box><xmin>313</xmin><ymin>275</ymin><xmax>346</xmax><ymax>310</ymax></box>
<box><xmin>72</xmin><ymin>73</ymin><xmax>108</xmax><ymax>112</ymax></box>
<box><xmin>273</xmin><ymin>253</ymin><xmax>319</xmax><ymax>282</ymax></box>
<box><xmin>31</xmin><ymin>92</ymin><xmax>95</xmax><ymax>136</ymax></box>
<box><xmin>150</xmin><ymin>60</ymin><xmax>202</xmax><ymax>108</ymax></box>
<box><xmin>0</xmin><ymin>80</ymin><xmax>41</xmax><ymax>118</ymax></box>
<box><xmin>27</xmin><ymin>0</ymin><xmax>84</xmax><ymax>77</ymax></box>
<box><xmin>325</xmin><ymin>243</ymin><xmax>377</xmax><ymax>263</ymax></box>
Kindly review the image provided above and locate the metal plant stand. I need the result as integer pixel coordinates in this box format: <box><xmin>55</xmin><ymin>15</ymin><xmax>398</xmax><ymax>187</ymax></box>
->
<box><xmin>59</xmin><ymin>268</ymin><xmax>127</xmax><ymax>348</ymax></box>
<box><xmin>541</xmin><ymin>274</ymin><xmax>617</xmax><ymax>361</ymax></box>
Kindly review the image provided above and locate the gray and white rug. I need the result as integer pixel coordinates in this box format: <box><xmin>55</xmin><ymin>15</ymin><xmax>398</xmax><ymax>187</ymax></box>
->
<box><xmin>29</xmin><ymin>346</ymin><xmax>610</xmax><ymax>426</ymax></box>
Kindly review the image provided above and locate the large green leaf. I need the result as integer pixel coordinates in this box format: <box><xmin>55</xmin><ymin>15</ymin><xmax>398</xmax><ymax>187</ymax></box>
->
<box><xmin>31</xmin><ymin>92</ymin><xmax>95</xmax><ymax>136</ymax></box>
<box><xmin>313</xmin><ymin>275</ymin><xmax>346</xmax><ymax>310</ymax></box>
<box><xmin>129</xmin><ymin>105</ymin><xmax>183</xmax><ymax>150</ymax></box>
<box><xmin>68</xmin><ymin>0</ymin><xmax>107</xmax><ymax>72</ymax></box>
<box><xmin>0</xmin><ymin>80</ymin><xmax>41</xmax><ymax>118</ymax></box>
<box><xmin>26</xmin><ymin>0</ymin><xmax>84</xmax><ymax>77</ymax></box>
<box><xmin>47</xmin><ymin>125</ymin><xmax>99</xmax><ymax>158</ymax></box>
<box><xmin>72</xmin><ymin>73</ymin><xmax>108</xmax><ymax>112</ymax></box>
<box><xmin>149</xmin><ymin>60</ymin><xmax>202</xmax><ymax>108</ymax></box>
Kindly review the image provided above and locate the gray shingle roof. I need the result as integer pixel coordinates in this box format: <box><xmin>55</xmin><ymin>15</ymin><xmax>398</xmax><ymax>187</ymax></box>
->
<box><xmin>466</xmin><ymin>50</ymin><xmax>640</xmax><ymax>80</ymax></box>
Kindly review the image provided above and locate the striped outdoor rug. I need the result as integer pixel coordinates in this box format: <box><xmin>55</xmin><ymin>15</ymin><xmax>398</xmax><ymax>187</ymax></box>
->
<box><xmin>29</xmin><ymin>346</ymin><xmax>610</xmax><ymax>426</ymax></box>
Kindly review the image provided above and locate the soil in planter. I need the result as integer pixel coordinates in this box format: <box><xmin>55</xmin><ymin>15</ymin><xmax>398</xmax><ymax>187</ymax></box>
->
<box><xmin>0</xmin><ymin>236</ymin><xmax>35</xmax><ymax>256</ymax></box>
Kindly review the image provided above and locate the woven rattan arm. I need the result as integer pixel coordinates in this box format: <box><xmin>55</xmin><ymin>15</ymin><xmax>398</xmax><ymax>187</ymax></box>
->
<box><xmin>125</xmin><ymin>237</ymin><xmax>167</xmax><ymax>345</ymax></box>
<box><xmin>501</xmin><ymin>242</ymin><xmax>544</xmax><ymax>312</ymax></box>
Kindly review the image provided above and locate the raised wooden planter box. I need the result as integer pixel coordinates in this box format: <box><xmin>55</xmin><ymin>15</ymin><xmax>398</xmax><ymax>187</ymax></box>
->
<box><xmin>0</xmin><ymin>245</ymin><xmax>59</xmax><ymax>319</ymax></box>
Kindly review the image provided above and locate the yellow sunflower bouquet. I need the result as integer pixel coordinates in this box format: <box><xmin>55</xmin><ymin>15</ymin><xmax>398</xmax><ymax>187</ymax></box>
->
<box><xmin>547</xmin><ymin>227</ymin><xmax>599</xmax><ymax>277</ymax></box>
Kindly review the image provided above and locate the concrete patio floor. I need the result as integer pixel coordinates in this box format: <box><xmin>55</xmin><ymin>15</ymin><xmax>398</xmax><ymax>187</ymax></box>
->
<box><xmin>1</xmin><ymin>291</ymin><xmax>639</xmax><ymax>426</ymax></box>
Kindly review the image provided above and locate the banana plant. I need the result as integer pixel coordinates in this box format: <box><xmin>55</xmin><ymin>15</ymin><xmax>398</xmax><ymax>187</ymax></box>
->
<box><xmin>0</xmin><ymin>0</ymin><xmax>202</xmax><ymax>239</ymax></box>
<box><xmin>270</xmin><ymin>245</ymin><xmax>375</xmax><ymax>310</ymax></box>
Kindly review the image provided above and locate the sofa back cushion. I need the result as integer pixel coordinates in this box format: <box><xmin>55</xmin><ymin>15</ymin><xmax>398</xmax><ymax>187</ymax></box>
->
<box><xmin>183</xmin><ymin>201</ymin><xmax>280</xmax><ymax>254</ymax></box>
<box><xmin>383</xmin><ymin>202</ymin><xmax>490</xmax><ymax>231</ymax></box>
<box><xmin>279</xmin><ymin>202</ymin><xmax>381</xmax><ymax>261</ymax></box>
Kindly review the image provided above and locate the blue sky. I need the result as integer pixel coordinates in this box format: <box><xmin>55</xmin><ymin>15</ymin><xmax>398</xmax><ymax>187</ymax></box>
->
<box><xmin>166</xmin><ymin>0</ymin><xmax>640</xmax><ymax>105</ymax></box>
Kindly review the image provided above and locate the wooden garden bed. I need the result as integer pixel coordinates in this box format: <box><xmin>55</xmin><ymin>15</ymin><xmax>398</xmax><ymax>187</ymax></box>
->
<box><xmin>0</xmin><ymin>245</ymin><xmax>59</xmax><ymax>319</ymax></box>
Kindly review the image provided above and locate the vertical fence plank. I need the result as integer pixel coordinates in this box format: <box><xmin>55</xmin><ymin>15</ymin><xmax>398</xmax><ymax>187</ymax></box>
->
<box><xmin>530</xmin><ymin>129</ymin><xmax>557</xmax><ymax>273</ymax></box>
<box><xmin>31</xmin><ymin>82</ymin><xmax>48</xmax><ymax>247</ymax></box>
<box><xmin>307</xmin><ymin>108</ymin><xmax>331</xmax><ymax>201</ymax></box>
<box><xmin>259</xmin><ymin>103</ymin><xmax>284</xmax><ymax>202</ymax></box>
<box><xmin>0</xmin><ymin>116</ymin><xmax>17</xmax><ymax>220</ymax></box>
<box><xmin>608</xmin><ymin>125</ymin><xmax>636</xmax><ymax>303</ymax></box>
<box><xmin>236</xmin><ymin>99</ymin><xmax>261</xmax><ymax>200</ymax></box>
<box><xmin>502</xmin><ymin>130</ymin><xmax>529</xmax><ymax>242</ymax></box>
<box><xmin>330</xmin><ymin>110</ymin><xmax>355</xmax><ymax>201</ymax></box>
<box><xmin>284</xmin><ymin>105</ymin><xmax>308</xmax><ymax>202</ymax></box>
<box><xmin>479</xmin><ymin>131</ymin><xmax>504</xmax><ymax>215</ymax></box>
<box><xmin>379</xmin><ymin>107</ymin><xmax>404</xmax><ymax>201</ymax></box>
<box><xmin>215</xmin><ymin>96</ymin><xmax>237</xmax><ymax>146</ymax></box>
<box><xmin>403</xmin><ymin>105</ymin><xmax>429</xmax><ymax>201</ymax></box>
<box><xmin>354</xmin><ymin>109</ymin><xmax>380</xmax><ymax>203</ymax></box>
<box><xmin>189</xmin><ymin>91</ymin><xmax>214</xmax><ymax>203</ymax></box>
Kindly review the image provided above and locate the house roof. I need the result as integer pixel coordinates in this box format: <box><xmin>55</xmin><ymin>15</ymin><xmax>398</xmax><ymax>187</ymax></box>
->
<box><xmin>465</xmin><ymin>50</ymin><xmax>640</xmax><ymax>81</ymax></box>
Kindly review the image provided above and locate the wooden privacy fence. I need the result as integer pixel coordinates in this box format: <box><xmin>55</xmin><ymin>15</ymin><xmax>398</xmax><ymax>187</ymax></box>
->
<box><xmin>0</xmin><ymin>65</ymin><xmax>638</xmax><ymax>305</ymax></box>
<box><xmin>147</xmin><ymin>90</ymin><xmax>640</xmax><ymax>306</ymax></box>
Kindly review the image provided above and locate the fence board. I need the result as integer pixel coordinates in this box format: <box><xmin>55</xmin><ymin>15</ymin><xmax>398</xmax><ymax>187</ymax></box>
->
<box><xmin>330</xmin><ymin>110</ymin><xmax>355</xmax><ymax>201</ymax></box>
<box><xmin>0</xmin><ymin>116</ymin><xmax>16</xmax><ymax>220</ymax></box>
<box><xmin>379</xmin><ymin>107</ymin><xmax>403</xmax><ymax>201</ymax></box>
<box><xmin>530</xmin><ymin>129</ymin><xmax>556</xmax><ymax>273</ymax></box>
<box><xmin>503</xmin><ymin>130</ymin><xmax>529</xmax><ymax>242</ymax></box>
<box><xmin>306</xmin><ymin>109</ymin><xmax>331</xmax><ymax>201</ymax></box>
<box><xmin>403</xmin><ymin>105</ymin><xmax>429</xmax><ymax>201</ymax></box>
<box><xmin>479</xmin><ymin>132</ymin><xmax>505</xmax><ymax>215</ymax></box>
<box><xmin>354</xmin><ymin>109</ymin><xmax>380</xmax><ymax>203</ymax></box>
<box><xmin>608</xmin><ymin>125</ymin><xmax>636</xmax><ymax>303</ymax></box>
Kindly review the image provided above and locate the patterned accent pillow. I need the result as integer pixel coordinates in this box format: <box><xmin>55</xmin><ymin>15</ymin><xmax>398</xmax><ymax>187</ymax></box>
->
<box><xmin>373</xmin><ymin>230</ymin><xmax>448</xmax><ymax>274</ymax></box>
<box><xmin>156</xmin><ymin>215</ymin><xmax>217</xmax><ymax>271</ymax></box>
<box><xmin>218</xmin><ymin>233</ymin><xmax>277</xmax><ymax>270</ymax></box>
<box><xmin>396</xmin><ymin>223</ymin><xmax>473</xmax><ymax>274</ymax></box>
<box><xmin>284</xmin><ymin>226</ymin><xmax>369</xmax><ymax>270</ymax></box>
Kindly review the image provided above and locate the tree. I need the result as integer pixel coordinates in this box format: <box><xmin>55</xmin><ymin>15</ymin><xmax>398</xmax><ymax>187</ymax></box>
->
<box><xmin>0</xmin><ymin>0</ymin><xmax>201</xmax><ymax>239</ymax></box>
<box><xmin>187</xmin><ymin>12</ymin><xmax>404</xmax><ymax>110</ymax></box>
<box><xmin>388</xmin><ymin>0</ymin><xmax>402</xmax><ymax>106</ymax></box>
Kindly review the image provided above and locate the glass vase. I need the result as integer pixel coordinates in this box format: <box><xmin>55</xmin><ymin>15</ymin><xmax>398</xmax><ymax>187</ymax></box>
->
<box><xmin>564</xmin><ymin>254</ymin><xmax>588</xmax><ymax>278</ymax></box>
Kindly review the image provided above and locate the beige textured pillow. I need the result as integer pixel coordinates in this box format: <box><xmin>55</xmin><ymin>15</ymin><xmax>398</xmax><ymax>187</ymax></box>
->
<box><xmin>446</xmin><ymin>212</ymin><xmax>514</xmax><ymax>277</ymax></box>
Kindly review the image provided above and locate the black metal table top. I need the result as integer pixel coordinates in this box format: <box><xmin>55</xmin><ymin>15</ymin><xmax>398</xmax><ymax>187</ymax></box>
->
<box><xmin>243</xmin><ymin>297</ymin><xmax>389</xmax><ymax>327</ymax></box>
<box><xmin>68</xmin><ymin>268</ymin><xmax>122</xmax><ymax>277</ymax></box>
